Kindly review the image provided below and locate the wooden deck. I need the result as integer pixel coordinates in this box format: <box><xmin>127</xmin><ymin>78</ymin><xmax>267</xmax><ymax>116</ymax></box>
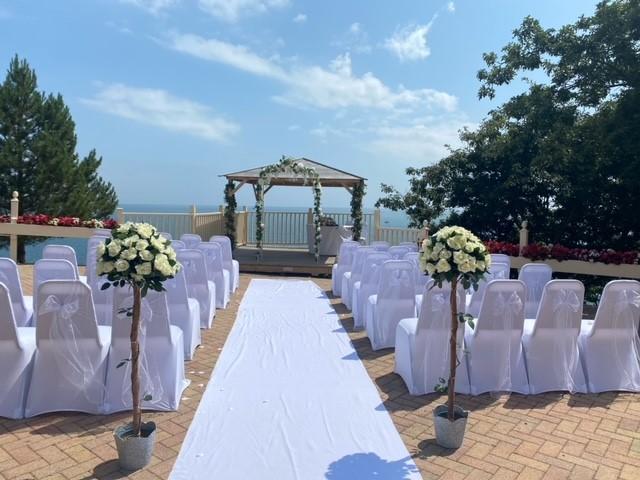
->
<box><xmin>234</xmin><ymin>246</ymin><xmax>335</xmax><ymax>276</ymax></box>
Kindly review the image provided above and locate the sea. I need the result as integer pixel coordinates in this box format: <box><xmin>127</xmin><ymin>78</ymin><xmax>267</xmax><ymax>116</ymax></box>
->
<box><xmin>0</xmin><ymin>205</ymin><xmax>411</xmax><ymax>265</ymax></box>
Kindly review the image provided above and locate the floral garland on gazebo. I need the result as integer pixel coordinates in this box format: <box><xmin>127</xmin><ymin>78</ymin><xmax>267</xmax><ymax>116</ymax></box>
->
<box><xmin>256</xmin><ymin>157</ymin><xmax>323</xmax><ymax>261</ymax></box>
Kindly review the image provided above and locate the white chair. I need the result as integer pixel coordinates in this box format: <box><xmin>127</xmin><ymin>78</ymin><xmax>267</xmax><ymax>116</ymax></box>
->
<box><xmin>31</xmin><ymin>259</ymin><xmax>77</xmax><ymax>324</ymax></box>
<box><xmin>165</xmin><ymin>268</ymin><xmax>201</xmax><ymax>360</ymax></box>
<box><xmin>388</xmin><ymin>245</ymin><xmax>411</xmax><ymax>260</ymax></box>
<box><xmin>341</xmin><ymin>246</ymin><xmax>374</xmax><ymax>310</ymax></box>
<box><xmin>104</xmin><ymin>288</ymin><xmax>188</xmax><ymax>413</ymax></box>
<box><xmin>86</xmin><ymin>235</ymin><xmax>113</xmax><ymax>325</ymax></box>
<box><xmin>0</xmin><ymin>258</ymin><xmax>33</xmax><ymax>327</ymax></box>
<box><xmin>352</xmin><ymin>252</ymin><xmax>391</xmax><ymax>329</ymax></box>
<box><xmin>491</xmin><ymin>254</ymin><xmax>511</xmax><ymax>269</ymax></box>
<box><xmin>210</xmin><ymin>235</ymin><xmax>239</xmax><ymax>293</ymax></box>
<box><xmin>370</xmin><ymin>241</ymin><xmax>390</xmax><ymax>251</ymax></box>
<box><xmin>25</xmin><ymin>280</ymin><xmax>110</xmax><ymax>416</ymax></box>
<box><xmin>180</xmin><ymin>233</ymin><xmax>202</xmax><ymax>249</ymax></box>
<box><xmin>464</xmin><ymin>280</ymin><xmax>529</xmax><ymax>395</ymax></box>
<box><xmin>578</xmin><ymin>280</ymin><xmax>640</xmax><ymax>392</ymax></box>
<box><xmin>0</xmin><ymin>283</ymin><xmax>36</xmax><ymax>419</ymax></box>
<box><xmin>395</xmin><ymin>281</ymin><xmax>470</xmax><ymax>395</ymax></box>
<box><xmin>177</xmin><ymin>249</ymin><xmax>216</xmax><ymax>328</ymax></box>
<box><xmin>491</xmin><ymin>262</ymin><xmax>510</xmax><ymax>280</ymax></box>
<box><xmin>399</xmin><ymin>241</ymin><xmax>419</xmax><ymax>252</ymax></box>
<box><xmin>93</xmin><ymin>228</ymin><xmax>112</xmax><ymax>237</ymax></box>
<box><xmin>365</xmin><ymin>260</ymin><xmax>416</xmax><ymax>350</ymax></box>
<box><xmin>404</xmin><ymin>252</ymin><xmax>429</xmax><ymax>298</ymax></box>
<box><xmin>523</xmin><ymin>280</ymin><xmax>587</xmax><ymax>393</ymax></box>
<box><xmin>171</xmin><ymin>240</ymin><xmax>186</xmax><ymax>250</ymax></box>
<box><xmin>198</xmin><ymin>242</ymin><xmax>230</xmax><ymax>309</ymax></box>
<box><xmin>43</xmin><ymin>244</ymin><xmax>85</xmax><ymax>283</ymax></box>
<box><xmin>331</xmin><ymin>240</ymin><xmax>358</xmax><ymax>297</ymax></box>
<box><xmin>466</xmin><ymin>265</ymin><xmax>508</xmax><ymax>318</ymax></box>
<box><xmin>159</xmin><ymin>232</ymin><xmax>173</xmax><ymax>240</ymax></box>
<box><xmin>519</xmin><ymin>263</ymin><xmax>553</xmax><ymax>318</ymax></box>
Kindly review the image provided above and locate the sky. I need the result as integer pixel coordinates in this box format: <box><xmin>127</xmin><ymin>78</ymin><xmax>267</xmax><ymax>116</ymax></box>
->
<box><xmin>0</xmin><ymin>0</ymin><xmax>599</xmax><ymax>209</ymax></box>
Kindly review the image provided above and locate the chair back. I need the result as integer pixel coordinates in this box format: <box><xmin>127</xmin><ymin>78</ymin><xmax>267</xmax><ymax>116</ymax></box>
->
<box><xmin>197</xmin><ymin>242</ymin><xmax>224</xmax><ymax>281</ymax></box>
<box><xmin>0</xmin><ymin>258</ymin><xmax>30</xmax><ymax>327</ymax></box>
<box><xmin>388</xmin><ymin>246</ymin><xmax>411</xmax><ymax>260</ymax></box>
<box><xmin>43</xmin><ymin>244</ymin><xmax>80</xmax><ymax>277</ymax></box>
<box><xmin>490</xmin><ymin>262</ymin><xmax>510</xmax><ymax>280</ymax></box>
<box><xmin>417</xmin><ymin>280</ymin><xmax>465</xmax><ymax>333</ymax></box>
<box><xmin>337</xmin><ymin>241</ymin><xmax>358</xmax><ymax>267</ymax></box>
<box><xmin>361</xmin><ymin>253</ymin><xmax>392</xmax><ymax>288</ymax></box>
<box><xmin>519</xmin><ymin>263</ymin><xmax>553</xmax><ymax>317</ymax></box>
<box><xmin>34</xmin><ymin>259</ymin><xmax>77</xmax><ymax>311</ymax></box>
<box><xmin>475</xmin><ymin>280</ymin><xmax>525</xmax><ymax>335</ymax></box>
<box><xmin>377</xmin><ymin>260</ymin><xmax>416</xmax><ymax>302</ymax></box>
<box><xmin>399</xmin><ymin>241</ymin><xmax>419</xmax><ymax>252</ymax></box>
<box><xmin>491</xmin><ymin>254</ymin><xmax>511</xmax><ymax>269</ymax></box>
<box><xmin>370</xmin><ymin>241</ymin><xmax>390</xmax><ymax>251</ymax></box>
<box><xmin>590</xmin><ymin>280</ymin><xmax>640</xmax><ymax>336</ymax></box>
<box><xmin>165</xmin><ymin>267</ymin><xmax>190</xmax><ymax>307</ymax></box>
<box><xmin>158</xmin><ymin>232</ymin><xmax>172</xmax><ymax>240</ymax></box>
<box><xmin>177</xmin><ymin>249</ymin><xmax>209</xmax><ymax>287</ymax></box>
<box><xmin>403</xmin><ymin>252</ymin><xmax>429</xmax><ymax>293</ymax></box>
<box><xmin>171</xmin><ymin>239</ymin><xmax>186</xmax><ymax>250</ymax></box>
<box><xmin>180</xmin><ymin>233</ymin><xmax>202</xmax><ymax>249</ymax></box>
<box><xmin>351</xmin><ymin>246</ymin><xmax>375</xmax><ymax>277</ymax></box>
<box><xmin>111</xmin><ymin>287</ymin><xmax>171</xmax><ymax>343</ymax></box>
<box><xmin>532</xmin><ymin>280</ymin><xmax>584</xmax><ymax>334</ymax></box>
<box><xmin>93</xmin><ymin>228</ymin><xmax>112</xmax><ymax>237</ymax></box>
<box><xmin>0</xmin><ymin>282</ymin><xmax>19</xmax><ymax>343</ymax></box>
<box><xmin>86</xmin><ymin>235</ymin><xmax>108</xmax><ymax>285</ymax></box>
<box><xmin>209</xmin><ymin>236</ymin><xmax>233</xmax><ymax>271</ymax></box>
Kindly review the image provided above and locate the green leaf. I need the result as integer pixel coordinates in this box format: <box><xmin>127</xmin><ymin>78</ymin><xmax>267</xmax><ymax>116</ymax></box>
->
<box><xmin>116</xmin><ymin>359</ymin><xmax>130</xmax><ymax>368</ymax></box>
<box><xmin>143</xmin><ymin>394</ymin><xmax>153</xmax><ymax>402</ymax></box>
<box><xmin>100</xmin><ymin>283</ymin><xmax>110</xmax><ymax>291</ymax></box>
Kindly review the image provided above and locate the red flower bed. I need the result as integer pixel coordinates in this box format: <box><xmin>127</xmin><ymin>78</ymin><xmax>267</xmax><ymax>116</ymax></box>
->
<box><xmin>0</xmin><ymin>214</ymin><xmax>118</xmax><ymax>229</ymax></box>
<box><xmin>485</xmin><ymin>241</ymin><xmax>640</xmax><ymax>265</ymax></box>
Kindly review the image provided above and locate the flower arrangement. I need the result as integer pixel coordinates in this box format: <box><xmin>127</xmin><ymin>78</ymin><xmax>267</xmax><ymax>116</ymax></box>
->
<box><xmin>420</xmin><ymin>226</ymin><xmax>490</xmax><ymax>423</ymax></box>
<box><xmin>319</xmin><ymin>215</ymin><xmax>337</xmax><ymax>227</ymax></box>
<box><xmin>350</xmin><ymin>180</ymin><xmax>365</xmax><ymax>241</ymax></box>
<box><xmin>484</xmin><ymin>241</ymin><xmax>640</xmax><ymax>265</ymax></box>
<box><xmin>97</xmin><ymin>222</ymin><xmax>180</xmax><ymax>437</ymax></box>
<box><xmin>0</xmin><ymin>214</ymin><xmax>118</xmax><ymax>229</ymax></box>
<box><xmin>223</xmin><ymin>180</ymin><xmax>237</xmax><ymax>250</ymax></box>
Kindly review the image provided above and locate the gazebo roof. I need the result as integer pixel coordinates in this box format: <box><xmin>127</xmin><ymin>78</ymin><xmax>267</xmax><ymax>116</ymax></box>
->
<box><xmin>221</xmin><ymin>158</ymin><xmax>365</xmax><ymax>188</ymax></box>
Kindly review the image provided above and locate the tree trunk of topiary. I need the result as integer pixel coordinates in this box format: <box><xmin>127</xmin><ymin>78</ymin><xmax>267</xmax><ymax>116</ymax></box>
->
<box><xmin>447</xmin><ymin>277</ymin><xmax>458</xmax><ymax>421</ymax></box>
<box><xmin>131</xmin><ymin>285</ymin><xmax>142</xmax><ymax>436</ymax></box>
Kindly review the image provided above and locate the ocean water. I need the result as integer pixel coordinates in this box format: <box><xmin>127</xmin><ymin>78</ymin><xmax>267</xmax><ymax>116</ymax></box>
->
<box><xmin>0</xmin><ymin>205</ymin><xmax>411</xmax><ymax>265</ymax></box>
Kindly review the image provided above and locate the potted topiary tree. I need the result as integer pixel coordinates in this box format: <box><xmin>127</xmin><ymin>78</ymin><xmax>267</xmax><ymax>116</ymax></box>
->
<box><xmin>420</xmin><ymin>226</ymin><xmax>491</xmax><ymax>449</ymax></box>
<box><xmin>96</xmin><ymin>222</ymin><xmax>180</xmax><ymax>470</ymax></box>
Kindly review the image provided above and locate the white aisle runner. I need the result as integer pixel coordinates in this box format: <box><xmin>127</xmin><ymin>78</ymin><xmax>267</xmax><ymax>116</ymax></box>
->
<box><xmin>170</xmin><ymin>279</ymin><xmax>422</xmax><ymax>480</ymax></box>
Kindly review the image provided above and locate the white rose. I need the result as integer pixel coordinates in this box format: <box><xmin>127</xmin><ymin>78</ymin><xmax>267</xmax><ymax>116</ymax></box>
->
<box><xmin>435</xmin><ymin>258</ymin><xmax>451</xmax><ymax>273</ymax></box>
<box><xmin>439</xmin><ymin>249</ymin><xmax>452</xmax><ymax>260</ymax></box>
<box><xmin>101</xmin><ymin>261</ymin><xmax>114</xmax><ymax>273</ymax></box>
<box><xmin>167</xmin><ymin>248</ymin><xmax>177</xmax><ymax>261</ymax></box>
<box><xmin>426</xmin><ymin>263</ymin><xmax>436</xmax><ymax>276</ymax></box>
<box><xmin>453</xmin><ymin>251</ymin><xmax>468</xmax><ymax>265</ymax></box>
<box><xmin>120</xmin><ymin>248</ymin><xmax>138</xmax><ymax>261</ymax></box>
<box><xmin>484</xmin><ymin>254</ymin><xmax>492</xmax><ymax>268</ymax></box>
<box><xmin>135</xmin><ymin>262</ymin><xmax>152</xmax><ymax>276</ymax></box>
<box><xmin>115</xmin><ymin>259</ymin><xmax>129</xmax><ymax>272</ymax></box>
<box><xmin>151</xmin><ymin>237</ymin><xmax>164</xmax><ymax>251</ymax></box>
<box><xmin>135</xmin><ymin>239</ymin><xmax>149</xmax><ymax>251</ymax></box>
<box><xmin>107</xmin><ymin>241</ymin><xmax>122</xmax><ymax>257</ymax></box>
<box><xmin>139</xmin><ymin>249</ymin><xmax>154</xmax><ymax>261</ymax></box>
<box><xmin>476</xmin><ymin>260</ymin><xmax>485</xmax><ymax>271</ymax></box>
<box><xmin>459</xmin><ymin>261</ymin><xmax>474</xmax><ymax>273</ymax></box>
<box><xmin>96</xmin><ymin>242</ymin><xmax>106</xmax><ymax>257</ymax></box>
<box><xmin>137</xmin><ymin>224</ymin><xmax>154</xmax><ymax>239</ymax></box>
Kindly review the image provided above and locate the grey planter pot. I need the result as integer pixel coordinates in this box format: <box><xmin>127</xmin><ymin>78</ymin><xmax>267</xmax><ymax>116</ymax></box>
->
<box><xmin>114</xmin><ymin>421</ymin><xmax>157</xmax><ymax>471</ymax></box>
<box><xmin>433</xmin><ymin>404</ymin><xmax>468</xmax><ymax>449</ymax></box>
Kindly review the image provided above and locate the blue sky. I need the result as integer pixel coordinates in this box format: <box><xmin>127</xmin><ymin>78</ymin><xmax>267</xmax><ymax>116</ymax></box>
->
<box><xmin>1</xmin><ymin>0</ymin><xmax>598</xmax><ymax>209</ymax></box>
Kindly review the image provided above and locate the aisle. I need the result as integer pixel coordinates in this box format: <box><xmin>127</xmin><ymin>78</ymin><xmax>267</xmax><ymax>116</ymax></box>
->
<box><xmin>170</xmin><ymin>279</ymin><xmax>422</xmax><ymax>480</ymax></box>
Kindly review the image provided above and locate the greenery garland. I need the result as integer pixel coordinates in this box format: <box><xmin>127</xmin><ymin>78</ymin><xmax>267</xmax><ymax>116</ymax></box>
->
<box><xmin>256</xmin><ymin>156</ymin><xmax>322</xmax><ymax>261</ymax></box>
<box><xmin>350</xmin><ymin>180</ymin><xmax>365</xmax><ymax>242</ymax></box>
<box><xmin>224</xmin><ymin>180</ymin><xmax>237</xmax><ymax>250</ymax></box>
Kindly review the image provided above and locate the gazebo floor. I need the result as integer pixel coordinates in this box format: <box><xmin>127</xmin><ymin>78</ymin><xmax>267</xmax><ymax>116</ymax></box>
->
<box><xmin>235</xmin><ymin>245</ymin><xmax>335</xmax><ymax>276</ymax></box>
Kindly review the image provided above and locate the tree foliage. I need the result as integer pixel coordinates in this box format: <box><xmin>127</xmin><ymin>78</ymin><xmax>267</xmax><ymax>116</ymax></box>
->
<box><xmin>377</xmin><ymin>0</ymin><xmax>640</xmax><ymax>250</ymax></box>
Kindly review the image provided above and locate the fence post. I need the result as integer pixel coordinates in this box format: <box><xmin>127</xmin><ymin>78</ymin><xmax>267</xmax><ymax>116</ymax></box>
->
<box><xmin>115</xmin><ymin>207</ymin><xmax>125</xmax><ymax>224</ymax></box>
<box><xmin>242</xmin><ymin>206</ymin><xmax>249</xmax><ymax>245</ymax></box>
<box><xmin>9</xmin><ymin>191</ymin><xmax>19</xmax><ymax>262</ymax></box>
<box><xmin>191</xmin><ymin>204</ymin><xmax>197</xmax><ymax>234</ymax></box>
<box><xmin>373</xmin><ymin>208</ymin><xmax>381</xmax><ymax>241</ymax></box>
<box><xmin>519</xmin><ymin>221</ymin><xmax>529</xmax><ymax>254</ymax></box>
<box><xmin>307</xmin><ymin>208</ymin><xmax>313</xmax><ymax>225</ymax></box>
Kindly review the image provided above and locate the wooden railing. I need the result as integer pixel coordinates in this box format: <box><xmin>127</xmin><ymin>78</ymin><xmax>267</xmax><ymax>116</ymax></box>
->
<box><xmin>375</xmin><ymin>227</ymin><xmax>421</xmax><ymax>245</ymax></box>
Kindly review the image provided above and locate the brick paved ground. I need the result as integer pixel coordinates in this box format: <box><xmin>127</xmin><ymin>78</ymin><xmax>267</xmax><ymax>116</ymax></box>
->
<box><xmin>2</xmin><ymin>270</ymin><xmax>639</xmax><ymax>479</ymax></box>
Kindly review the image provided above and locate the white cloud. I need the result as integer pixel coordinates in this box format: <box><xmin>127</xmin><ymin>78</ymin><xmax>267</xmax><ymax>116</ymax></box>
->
<box><xmin>332</xmin><ymin>22</ymin><xmax>372</xmax><ymax>54</ymax></box>
<box><xmin>384</xmin><ymin>22</ymin><xmax>433</xmax><ymax>62</ymax></box>
<box><xmin>287</xmin><ymin>124</ymin><xmax>300</xmax><ymax>131</ymax></box>
<box><xmin>82</xmin><ymin>83</ymin><xmax>239</xmax><ymax>142</ymax></box>
<box><xmin>447</xmin><ymin>2</ymin><xmax>456</xmax><ymax>13</ymax></box>
<box><xmin>119</xmin><ymin>0</ymin><xmax>177</xmax><ymax>15</ymax></box>
<box><xmin>198</xmin><ymin>0</ymin><xmax>289</xmax><ymax>22</ymax></box>
<box><xmin>293</xmin><ymin>13</ymin><xmax>307</xmax><ymax>23</ymax></box>
<box><xmin>167</xmin><ymin>33</ymin><xmax>457</xmax><ymax>112</ymax></box>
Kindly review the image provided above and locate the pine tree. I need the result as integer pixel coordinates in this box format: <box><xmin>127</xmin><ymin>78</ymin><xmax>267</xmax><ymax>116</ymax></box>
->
<box><xmin>0</xmin><ymin>55</ymin><xmax>118</xmax><ymax>261</ymax></box>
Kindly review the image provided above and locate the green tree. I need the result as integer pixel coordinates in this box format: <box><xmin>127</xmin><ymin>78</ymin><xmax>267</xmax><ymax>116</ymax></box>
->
<box><xmin>0</xmin><ymin>55</ymin><xmax>118</xmax><ymax>260</ymax></box>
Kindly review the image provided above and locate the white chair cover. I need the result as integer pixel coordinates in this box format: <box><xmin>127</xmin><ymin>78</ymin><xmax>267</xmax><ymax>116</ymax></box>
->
<box><xmin>365</xmin><ymin>260</ymin><xmax>416</xmax><ymax>350</ymax></box>
<box><xmin>43</xmin><ymin>244</ymin><xmax>82</xmax><ymax>281</ymax></box>
<box><xmin>331</xmin><ymin>240</ymin><xmax>358</xmax><ymax>296</ymax></box>
<box><xmin>180</xmin><ymin>233</ymin><xmax>202</xmax><ymax>249</ymax></box>
<box><xmin>388</xmin><ymin>246</ymin><xmax>411</xmax><ymax>260</ymax></box>
<box><xmin>341</xmin><ymin>246</ymin><xmax>374</xmax><ymax>310</ymax></box>
<box><xmin>578</xmin><ymin>280</ymin><xmax>640</xmax><ymax>392</ymax></box>
<box><xmin>491</xmin><ymin>254</ymin><xmax>511</xmax><ymax>269</ymax></box>
<box><xmin>519</xmin><ymin>263</ymin><xmax>553</xmax><ymax>318</ymax></box>
<box><xmin>523</xmin><ymin>280</ymin><xmax>587</xmax><ymax>393</ymax></box>
<box><xmin>177</xmin><ymin>249</ymin><xmax>216</xmax><ymax>328</ymax></box>
<box><xmin>370</xmin><ymin>241</ymin><xmax>390</xmax><ymax>251</ymax></box>
<box><xmin>395</xmin><ymin>281</ymin><xmax>470</xmax><ymax>395</ymax></box>
<box><xmin>464</xmin><ymin>280</ymin><xmax>529</xmax><ymax>395</ymax></box>
<box><xmin>159</xmin><ymin>232</ymin><xmax>173</xmax><ymax>240</ymax></box>
<box><xmin>399</xmin><ymin>241</ymin><xmax>419</xmax><ymax>252</ymax></box>
<box><xmin>490</xmin><ymin>262</ymin><xmax>510</xmax><ymax>280</ymax></box>
<box><xmin>0</xmin><ymin>258</ymin><xmax>33</xmax><ymax>327</ymax></box>
<box><xmin>32</xmin><ymin>259</ymin><xmax>77</xmax><ymax>324</ymax></box>
<box><xmin>198</xmin><ymin>242</ymin><xmax>230</xmax><ymax>309</ymax></box>
<box><xmin>86</xmin><ymin>235</ymin><xmax>113</xmax><ymax>326</ymax></box>
<box><xmin>0</xmin><ymin>283</ymin><xmax>36</xmax><ymax>419</ymax></box>
<box><xmin>93</xmin><ymin>228</ymin><xmax>112</xmax><ymax>237</ymax></box>
<box><xmin>466</xmin><ymin>264</ymin><xmax>508</xmax><ymax>318</ymax></box>
<box><xmin>404</xmin><ymin>252</ymin><xmax>430</xmax><ymax>297</ymax></box>
<box><xmin>171</xmin><ymin>239</ymin><xmax>186</xmax><ymax>250</ymax></box>
<box><xmin>210</xmin><ymin>235</ymin><xmax>239</xmax><ymax>293</ymax></box>
<box><xmin>104</xmin><ymin>288</ymin><xmax>188</xmax><ymax>413</ymax></box>
<box><xmin>25</xmin><ymin>280</ymin><xmax>110</xmax><ymax>416</ymax></box>
<box><xmin>352</xmin><ymin>252</ymin><xmax>391</xmax><ymax>329</ymax></box>
<box><xmin>165</xmin><ymin>268</ymin><xmax>201</xmax><ymax>360</ymax></box>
